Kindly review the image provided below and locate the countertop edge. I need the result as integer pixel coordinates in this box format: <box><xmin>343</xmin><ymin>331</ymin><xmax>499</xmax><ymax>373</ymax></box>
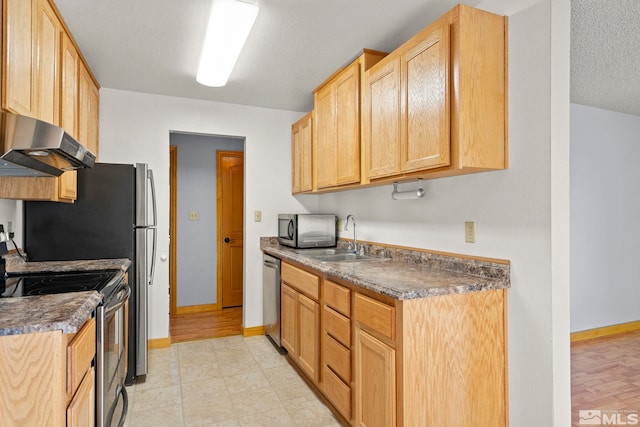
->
<box><xmin>261</xmin><ymin>239</ymin><xmax>510</xmax><ymax>300</ymax></box>
<box><xmin>0</xmin><ymin>291</ymin><xmax>102</xmax><ymax>336</ymax></box>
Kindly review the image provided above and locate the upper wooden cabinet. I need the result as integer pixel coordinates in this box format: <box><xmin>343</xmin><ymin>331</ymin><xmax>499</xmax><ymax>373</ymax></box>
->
<box><xmin>292</xmin><ymin>4</ymin><xmax>506</xmax><ymax>194</ymax></box>
<box><xmin>60</xmin><ymin>32</ymin><xmax>79</xmax><ymax>138</ymax></box>
<box><xmin>312</xmin><ymin>50</ymin><xmax>386</xmax><ymax>191</ymax></box>
<box><xmin>364</xmin><ymin>5</ymin><xmax>506</xmax><ymax>183</ymax></box>
<box><xmin>78</xmin><ymin>61</ymin><xmax>99</xmax><ymax>156</ymax></box>
<box><xmin>292</xmin><ymin>112</ymin><xmax>313</xmax><ymax>194</ymax></box>
<box><xmin>0</xmin><ymin>0</ymin><xmax>100</xmax><ymax>203</ymax></box>
<box><xmin>2</xmin><ymin>0</ymin><xmax>37</xmax><ymax>116</ymax></box>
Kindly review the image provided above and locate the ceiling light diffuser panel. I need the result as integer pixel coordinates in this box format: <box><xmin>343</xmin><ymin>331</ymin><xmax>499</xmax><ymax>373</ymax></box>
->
<box><xmin>197</xmin><ymin>0</ymin><xmax>259</xmax><ymax>87</ymax></box>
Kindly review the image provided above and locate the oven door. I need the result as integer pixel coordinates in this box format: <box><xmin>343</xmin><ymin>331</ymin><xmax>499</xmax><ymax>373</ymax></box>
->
<box><xmin>97</xmin><ymin>283</ymin><xmax>131</xmax><ymax>427</ymax></box>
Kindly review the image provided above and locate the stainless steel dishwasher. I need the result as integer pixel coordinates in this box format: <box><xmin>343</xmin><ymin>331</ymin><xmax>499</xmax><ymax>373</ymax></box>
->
<box><xmin>263</xmin><ymin>253</ymin><xmax>284</xmax><ymax>350</ymax></box>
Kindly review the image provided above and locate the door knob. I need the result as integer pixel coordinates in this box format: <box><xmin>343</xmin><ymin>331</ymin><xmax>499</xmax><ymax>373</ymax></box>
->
<box><xmin>224</xmin><ymin>237</ymin><xmax>231</xmax><ymax>243</ymax></box>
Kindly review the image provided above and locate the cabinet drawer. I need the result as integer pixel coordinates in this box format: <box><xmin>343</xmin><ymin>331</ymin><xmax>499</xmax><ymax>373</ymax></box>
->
<box><xmin>324</xmin><ymin>280</ymin><xmax>350</xmax><ymax>316</ymax></box>
<box><xmin>354</xmin><ymin>294</ymin><xmax>395</xmax><ymax>340</ymax></box>
<box><xmin>323</xmin><ymin>333</ymin><xmax>351</xmax><ymax>383</ymax></box>
<box><xmin>67</xmin><ymin>317</ymin><xmax>96</xmax><ymax>394</ymax></box>
<box><xmin>322</xmin><ymin>365</ymin><xmax>352</xmax><ymax>421</ymax></box>
<box><xmin>324</xmin><ymin>305</ymin><xmax>351</xmax><ymax>347</ymax></box>
<box><xmin>282</xmin><ymin>262</ymin><xmax>319</xmax><ymax>300</ymax></box>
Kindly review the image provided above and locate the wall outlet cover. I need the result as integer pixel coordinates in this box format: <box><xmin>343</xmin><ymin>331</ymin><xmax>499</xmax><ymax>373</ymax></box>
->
<box><xmin>465</xmin><ymin>221</ymin><xmax>475</xmax><ymax>243</ymax></box>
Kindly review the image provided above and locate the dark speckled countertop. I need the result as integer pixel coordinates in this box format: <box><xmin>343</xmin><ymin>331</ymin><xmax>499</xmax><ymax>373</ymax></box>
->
<box><xmin>261</xmin><ymin>237</ymin><xmax>510</xmax><ymax>300</ymax></box>
<box><xmin>0</xmin><ymin>257</ymin><xmax>131</xmax><ymax>336</ymax></box>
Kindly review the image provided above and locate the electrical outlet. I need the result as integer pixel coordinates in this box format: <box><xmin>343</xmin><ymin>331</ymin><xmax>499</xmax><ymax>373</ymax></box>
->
<box><xmin>465</xmin><ymin>221</ymin><xmax>475</xmax><ymax>243</ymax></box>
<box><xmin>337</xmin><ymin>219</ymin><xmax>345</xmax><ymax>230</ymax></box>
<box><xmin>189</xmin><ymin>211</ymin><xmax>199</xmax><ymax>221</ymax></box>
<box><xmin>254</xmin><ymin>211</ymin><xmax>262</xmax><ymax>222</ymax></box>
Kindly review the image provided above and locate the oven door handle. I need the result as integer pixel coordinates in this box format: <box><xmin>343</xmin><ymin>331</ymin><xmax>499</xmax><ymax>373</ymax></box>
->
<box><xmin>105</xmin><ymin>284</ymin><xmax>131</xmax><ymax>317</ymax></box>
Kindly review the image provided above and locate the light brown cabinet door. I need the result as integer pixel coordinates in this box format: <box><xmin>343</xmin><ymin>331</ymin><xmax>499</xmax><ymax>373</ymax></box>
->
<box><xmin>34</xmin><ymin>0</ymin><xmax>61</xmax><ymax>125</ymax></box>
<box><xmin>363</xmin><ymin>58</ymin><xmax>401</xmax><ymax>179</ymax></box>
<box><xmin>335</xmin><ymin>62</ymin><xmax>360</xmax><ymax>185</ymax></box>
<box><xmin>355</xmin><ymin>328</ymin><xmax>396</xmax><ymax>427</ymax></box>
<box><xmin>3</xmin><ymin>0</ymin><xmax>36</xmax><ymax>116</ymax></box>
<box><xmin>314</xmin><ymin>84</ymin><xmax>336</xmax><ymax>189</ymax></box>
<box><xmin>58</xmin><ymin>171</ymin><xmax>77</xmax><ymax>201</ymax></box>
<box><xmin>67</xmin><ymin>368</ymin><xmax>95</xmax><ymax>427</ymax></box>
<box><xmin>61</xmin><ymin>32</ymin><xmax>79</xmax><ymax>138</ymax></box>
<box><xmin>78</xmin><ymin>64</ymin><xmax>99</xmax><ymax>157</ymax></box>
<box><xmin>292</xmin><ymin>112</ymin><xmax>312</xmax><ymax>193</ymax></box>
<box><xmin>401</xmin><ymin>23</ymin><xmax>450</xmax><ymax>172</ymax></box>
<box><xmin>280</xmin><ymin>283</ymin><xmax>298</xmax><ymax>356</ymax></box>
<box><xmin>297</xmin><ymin>292</ymin><xmax>319</xmax><ymax>382</ymax></box>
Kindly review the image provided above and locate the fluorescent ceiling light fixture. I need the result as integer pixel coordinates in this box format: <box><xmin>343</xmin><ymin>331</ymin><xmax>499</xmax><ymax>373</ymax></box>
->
<box><xmin>196</xmin><ymin>0</ymin><xmax>259</xmax><ymax>87</ymax></box>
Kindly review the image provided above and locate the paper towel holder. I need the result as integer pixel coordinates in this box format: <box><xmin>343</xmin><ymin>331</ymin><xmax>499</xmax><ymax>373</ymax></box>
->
<box><xmin>391</xmin><ymin>179</ymin><xmax>425</xmax><ymax>200</ymax></box>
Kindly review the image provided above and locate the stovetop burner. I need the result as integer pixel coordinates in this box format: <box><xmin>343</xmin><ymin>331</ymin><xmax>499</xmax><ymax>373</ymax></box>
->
<box><xmin>1</xmin><ymin>269</ymin><xmax>124</xmax><ymax>299</ymax></box>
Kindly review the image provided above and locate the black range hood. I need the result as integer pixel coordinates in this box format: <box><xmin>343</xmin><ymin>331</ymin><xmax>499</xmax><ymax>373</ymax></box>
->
<box><xmin>0</xmin><ymin>112</ymin><xmax>95</xmax><ymax>177</ymax></box>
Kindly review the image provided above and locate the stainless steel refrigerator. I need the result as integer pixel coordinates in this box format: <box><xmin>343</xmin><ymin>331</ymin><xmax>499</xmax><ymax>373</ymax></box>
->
<box><xmin>24</xmin><ymin>162</ymin><xmax>157</xmax><ymax>385</ymax></box>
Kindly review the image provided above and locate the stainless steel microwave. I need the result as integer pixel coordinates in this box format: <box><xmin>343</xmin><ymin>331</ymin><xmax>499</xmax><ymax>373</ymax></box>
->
<box><xmin>278</xmin><ymin>214</ymin><xmax>337</xmax><ymax>248</ymax></box>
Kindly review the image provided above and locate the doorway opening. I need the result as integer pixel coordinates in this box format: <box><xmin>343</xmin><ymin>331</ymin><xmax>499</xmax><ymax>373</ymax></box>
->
<box><xmin>169</xmin><ymin>133</ymin><xmax>245</xmax><ymax>342</ymax></box>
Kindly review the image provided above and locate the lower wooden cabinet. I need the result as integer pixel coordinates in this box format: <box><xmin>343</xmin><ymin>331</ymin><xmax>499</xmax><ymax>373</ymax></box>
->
<box><xmin>0</xmin><ymin>317</ymin><xmax>96</xmax><ymax>426</ymax></box>
<box><xmin>67</xmin><ymin>368</ymin><xmax>95</xmax><ymax>427</ymax></box>
<box><xmin>280</xmin><ymin>262</ymin><xmax>320</xmax><ymax>383</ymax></box>
<box><xmin>278</xmin><ymin>260</ymin><xmax>507</xmax><ymax>427</ymax></box>
<box><xmin>354</xmin><ymin>328</ymin><xmax>396</xmax><ymax>427</ymax></box>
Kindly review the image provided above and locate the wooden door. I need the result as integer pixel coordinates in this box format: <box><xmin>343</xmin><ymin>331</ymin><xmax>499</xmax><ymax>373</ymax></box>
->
<box><xmin>355</xmin><ymin>328</ymin><xmax>396</xmax><ymax>427</ymax></box>
<box><xmin>335</xmin><ymin>61</ymin><xmax>360</xmax><ymax>185</ymax></box>
<box><xmin>291</xmin><ymin>112</ymin><xmax>312</xmax><ymax>193</ymax></box>
<box><xmin>314</xmin><ymin>84</ymin><xmax>336</xmax><ymax>189</ymax></box>
<box><xmin>61</xmin><ymin>32</ymin><xmax>79</xmax><ymax>138</ymax></box>
<box><xmin>218</xmin><ymin>151</ymin><xmax>244</xmax><ymax>308</ymax></box>
<box><xmin>78</xmin><ymin>64</ymin><xmax>99</xmax><ymax>157</ymax></box>
<box><xmin>401</xmin><ymin>23</ymin><xmax>450</xmax><ymax>172</ymax></box>
<box><xmin>3</xmin><ymin>0</ymin><xmax>36</xmax><ymax>116</ymax></box>
<box><xmin>363</xmin><ymin>58</ymin><xmax>401</xmax><ymax>180</ymax></box>
<box><xmin>297</xmin><ymin>293</ymin><xmax>319</xmax><ymax>382</ymax></box>
<box><xmin>280</xmin><ymin>283</ymin><xmax>298</xmax><ymax>355</ymax></box>
<box><xmin>67</xmin><ymin>368</ymin><xmax>95</xmax><ymax>427</ymax></box>
<box><xmin>35</xmin><ymin>0</ymin><xmax>60</xmax><ymax>125</ymax></box>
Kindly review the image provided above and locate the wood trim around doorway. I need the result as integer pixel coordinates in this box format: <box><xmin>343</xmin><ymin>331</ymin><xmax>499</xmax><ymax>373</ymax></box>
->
<box><xmin>169</xmin><ymin>146</ymin><xmax>177</xmax><ymax>315</ymax></box>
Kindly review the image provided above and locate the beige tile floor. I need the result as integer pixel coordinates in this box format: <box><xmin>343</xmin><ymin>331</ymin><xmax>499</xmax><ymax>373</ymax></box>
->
<box><xmin>123</xmin><ymin>335</ymin><xmax>342</xmax><ymax>426</ymax></box>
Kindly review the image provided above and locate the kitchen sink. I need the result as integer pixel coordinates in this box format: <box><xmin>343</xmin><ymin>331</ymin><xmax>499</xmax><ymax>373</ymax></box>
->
<box><xmin>293</xmin><ymin>248</ymin><xmax>390</xmax><ymax>262</ymax></box>
<box><xmin>308</xmin><ymin>253</ymin><xmax>390</xmax><ymax>263</ymax></box>
<box><xmin>293</xmin><ymin>248</ymin><xmax>348</xmax><ymax>256</ymax></box>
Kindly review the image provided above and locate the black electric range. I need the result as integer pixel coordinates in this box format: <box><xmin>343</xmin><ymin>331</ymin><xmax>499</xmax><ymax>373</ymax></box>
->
<box><xmin>0</xmin><ymin>269</ymin><xmax>124</xmax><ymax>300</ymax></box>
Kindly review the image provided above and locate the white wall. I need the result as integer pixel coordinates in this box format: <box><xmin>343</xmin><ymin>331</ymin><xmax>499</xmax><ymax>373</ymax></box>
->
<box><xmin>96</xmin><ymin>0</ymin><xmax>572</xmax><ymax>425</ymax></box>
<box><xmin>0</xmin><ymin>200</ymin><xmax>20</xmax><ymax>245</ymax></box>
<box><xmin>316</xmin><ymin>1</ymin><xmax>571</xmax><ymax>425</ymax></box>
<box><xmin>171</xmin><ymin>133</ymin><xmax>244</xmax><ymax>307</ymax></box>
<box><xmin>570</xmin><ymin>103</ymin><xmax>640</xmax><ymax>332</ymax></box>
<box><xmin>99</xmin><ymin>88</ymin><xmax>316</xmax><ymax>340</ymax></box>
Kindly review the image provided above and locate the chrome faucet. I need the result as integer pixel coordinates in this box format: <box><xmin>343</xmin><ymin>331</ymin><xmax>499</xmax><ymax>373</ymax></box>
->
<box><xmin>344</xmin><ymin>214</ymin><xmax>358</xmax><ymax>254</ymax></box>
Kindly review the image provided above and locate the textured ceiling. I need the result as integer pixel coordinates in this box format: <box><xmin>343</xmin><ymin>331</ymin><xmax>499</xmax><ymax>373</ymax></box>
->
<box><xmin>53</xmin><ymin>1</ymin><xmax>636</xmax><ymax>115</ymax></box>
<box><xmin>54</xmin><ymin>0</ymin><xmax>475</xmax><ymax>113</ymax></box>
<box><xmin>571</xmin><ymin>0</ymin><xmax>640</xmax><ymax>116</ymax></box>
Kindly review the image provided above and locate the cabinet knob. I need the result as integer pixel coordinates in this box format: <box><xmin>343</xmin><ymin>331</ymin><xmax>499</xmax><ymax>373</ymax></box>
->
<box><xmin>224</xmin><ymin>237</ymin><xmax>231</xmax><ymax>243</ymax></box>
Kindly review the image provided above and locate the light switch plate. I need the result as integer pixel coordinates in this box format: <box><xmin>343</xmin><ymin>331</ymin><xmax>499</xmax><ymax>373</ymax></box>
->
<box><xmin>465</xmin><ymin>221</ymin><xmax>475</xmax><ymax>243</ymax></box>
<box><xmin>254</xmin><ymin>211</ymin><xmax>262</xmax><ymax>222</ymax></box>
<box><xmin>189</xmin><ymin>211</ymin><xmax>199</xmax><ymax>221</ymax></box>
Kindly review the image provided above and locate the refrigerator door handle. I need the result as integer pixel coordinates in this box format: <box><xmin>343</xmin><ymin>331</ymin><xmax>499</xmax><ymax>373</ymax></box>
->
<box><xmin>148</xmin><ymin>169</ymin><xmax>157</xmax><ymax>286</ymax></box>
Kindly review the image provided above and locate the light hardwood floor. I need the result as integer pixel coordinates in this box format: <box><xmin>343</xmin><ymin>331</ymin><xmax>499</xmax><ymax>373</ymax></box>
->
<box><xmin>572</xmin><ymin>330</ymin><xmax>640</xmax><ymax>426</ymax></box>
<box><xmin>170</xmin><ymin>307</ymin><xmax>243</xmax><ymax>343</ymax></box>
